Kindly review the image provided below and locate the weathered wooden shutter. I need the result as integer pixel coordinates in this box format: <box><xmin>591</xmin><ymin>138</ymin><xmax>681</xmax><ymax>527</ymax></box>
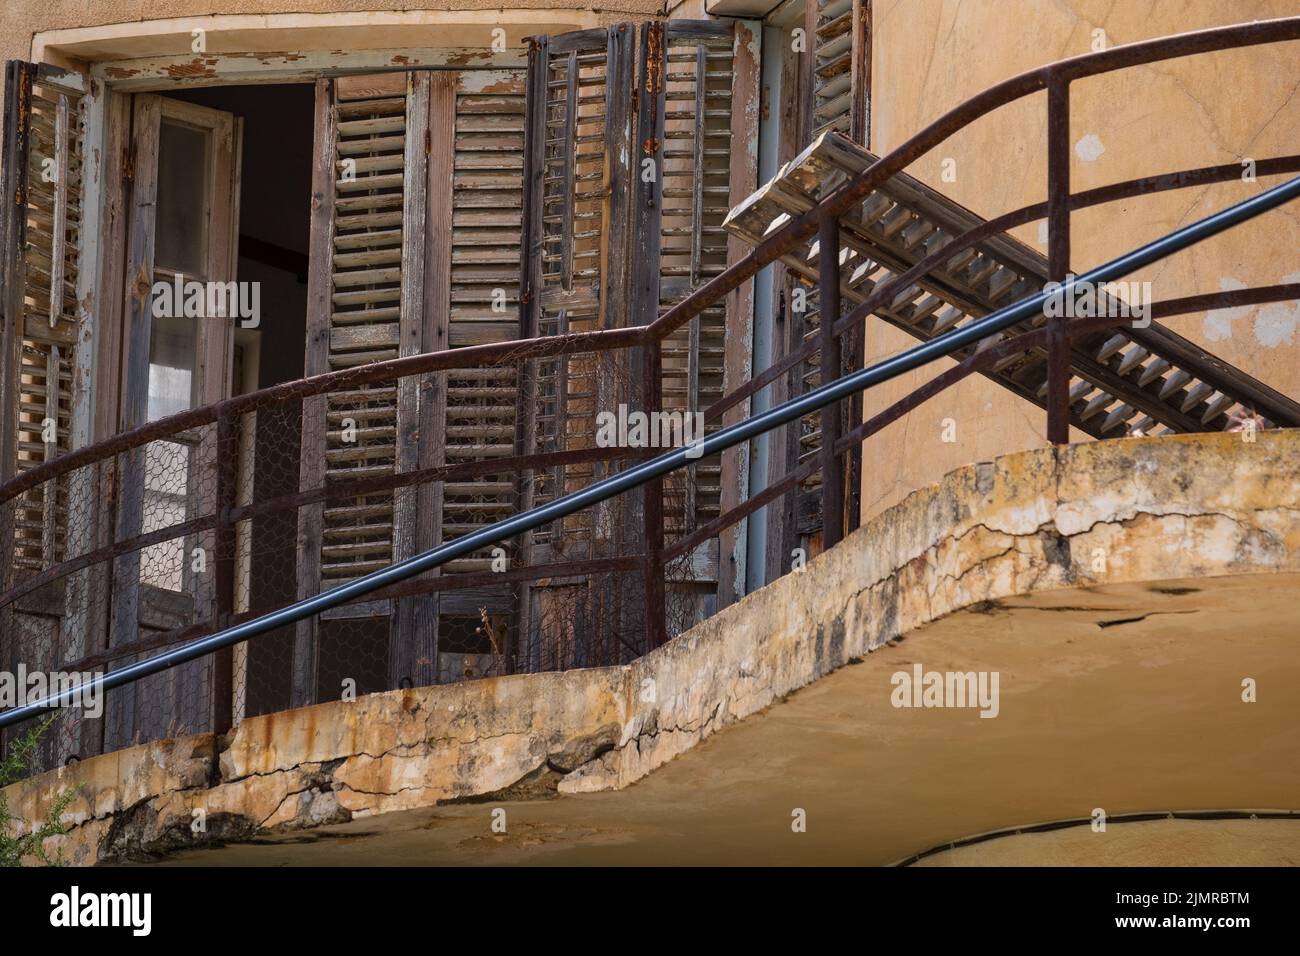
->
<box><xmin>296</xmin><ymin>72</ymin><xmax>429</xmax><ymax>701</ymax></box>
<box><xmin>520</xmin><ymin>26</ymin><xmax>635</xmax><ymax>554</ymax></box>
<box><xmin>768</xmin><ymin>1</ymin><xmax>870</xmax><ymax>560</ymax></box>
<box><xmin>419</xmin><ymin>68</ymin><xmax>528</xmax><ymax>682</ymax></box>
<box><xmin>430</xmin><ymin>69</ymin><xmax>527</xmax><ymax>574</ymax></box>
<box><xmin>518</xmin><ymin>20</ymin><xmax>759</xmax><ymax>613</ymax></box>
<box><xmin>301</xmin><ymin>73</ymin><xmax>417</xmax><ymax>585</ymax></box>
<box><xmin>297</xmin><ymin>68</ymin><xmax>529</xmax><ymax>697</ymax></box>
<box><xmin>0</xmin><ymin>62</ymin><xmax>89</xmax><ymax>579</ymax></box>
<box><xmin>632</xmin><ymin>20</ymin><xmax>760</xmax><ymax>607</ymax></box>
<box><xmin>807</xmin><ymin>0</ymin><xmax>870</xmax><ymax>143</ymax></box>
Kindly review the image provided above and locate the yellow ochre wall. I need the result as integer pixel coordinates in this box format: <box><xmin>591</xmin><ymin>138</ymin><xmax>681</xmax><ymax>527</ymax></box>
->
<box><xmin>863</xmin><ymin>0</ymin><xmax>1300</xmax><ymax>521</ymax></box>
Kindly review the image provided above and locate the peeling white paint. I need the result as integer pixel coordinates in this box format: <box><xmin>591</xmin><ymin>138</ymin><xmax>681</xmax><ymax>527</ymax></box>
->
<box><xmin>458</xmin><ymin>68</ymin><xmax>517</xmax><ymax>94</ymax></box>
<box><xmin>1252</xmin><ymin>272</ymin><xmax>1300</xmax><ymax>348</ymax></box>
<box><xmin>1074</xmin><ymin>133</ymin><xmax>1105</xmax><ymax>162</ymax></box>
<box><xmin>1204</xmin><ymin>276</ymin><xmax>1250</xmax><ymax>342</ymax></box>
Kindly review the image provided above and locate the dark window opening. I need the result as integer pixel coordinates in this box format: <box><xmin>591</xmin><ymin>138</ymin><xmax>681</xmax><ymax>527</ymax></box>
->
<box><xmin>166</xmin><ymin>84</ymin><xmax>314</xmax><ymax>717</ymax></box>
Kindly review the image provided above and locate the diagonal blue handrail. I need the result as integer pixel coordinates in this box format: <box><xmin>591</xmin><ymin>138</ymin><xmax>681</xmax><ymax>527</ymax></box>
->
<box><xmin>2</xmin><ymin>173</ymin><xmax>1298</xmax><ymax>730</ymax></box>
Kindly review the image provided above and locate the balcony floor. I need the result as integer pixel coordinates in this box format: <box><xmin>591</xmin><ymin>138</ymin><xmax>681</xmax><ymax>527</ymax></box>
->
<box><xmin>156</xmin><ymin>571</ymin><xmax>1300</xmax><ymax>866</ymax></box>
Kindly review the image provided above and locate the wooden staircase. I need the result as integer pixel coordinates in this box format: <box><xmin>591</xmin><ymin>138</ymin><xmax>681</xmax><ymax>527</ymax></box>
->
<box><xmin>725</xmin><ymin>131</ymin><xmax>1300</xmax><ymax>438</ymax></box>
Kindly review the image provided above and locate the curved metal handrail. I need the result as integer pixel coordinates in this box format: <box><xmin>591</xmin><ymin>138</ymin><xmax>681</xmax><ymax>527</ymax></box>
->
<box><xmin>708</xmin><ymin>159</ymin><xmax>1300</xmax><ymax>423</ymax></box>
<box><xmin>640</xmin><ymin>16</ymin><xmax>1300</xmax><ymax>346</ymax></box>
<box><xmin>0</xmin><ymin>324</ymin><xmax>643</xmax><ymax>503</ymax></box>
<box><xmin>4</xmin><ymin>16</ymin><xmax>1297</xmax><ymax>505</ymax></box>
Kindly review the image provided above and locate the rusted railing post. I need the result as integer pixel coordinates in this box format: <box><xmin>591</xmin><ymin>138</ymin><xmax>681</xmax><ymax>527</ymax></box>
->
<box><xmin>642</xmin><ymin>335</ymin><xmax>667</xmax><ymax>650</ymax></box>
<box><xmin>1045</xmin><ymin>76</ymin><xmax>1072</xmax><ymax>445</ymax></box>
<box><xmin>818</xmin><ymin>211</ymin><xmax>845</xmax><ymax>549</ymax></box>
<box><xmin>210</xmin><ymin>409</ymin><xmax>238</xmax><ymax>737</ymax></box>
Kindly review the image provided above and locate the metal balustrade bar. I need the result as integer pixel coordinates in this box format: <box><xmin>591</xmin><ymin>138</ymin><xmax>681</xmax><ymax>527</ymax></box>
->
<box><xmin>3</xmin><ymin>19</ymin><xmax>1299</xmax><ymax>758</ymax></box>
<box><xmin>3</xmin><ymin>172</ymin><xmax>1297</xmax><ymax>730</ymax></box>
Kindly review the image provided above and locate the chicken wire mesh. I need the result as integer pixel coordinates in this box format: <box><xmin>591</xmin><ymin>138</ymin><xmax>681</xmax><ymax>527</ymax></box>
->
<box><xmin>0</xmin><ymin>345</ymin><xmax>724</xmax><ymax>780</ymax></box>
<box><xmin>0</xmin><ymin>422</ymin><xmax>223</xmax><ymax>776</ymax></box>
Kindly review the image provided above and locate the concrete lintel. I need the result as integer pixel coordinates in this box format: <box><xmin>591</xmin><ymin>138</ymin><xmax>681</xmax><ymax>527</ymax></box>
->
<box><xmin>706</xmin><ymin>0</ymin><xmax>799</xmax><ymax>24</ymax></box>
<box><xmin>32</xmin><ymin>10</ymin><xmax>605</xmax><ymax>80</ymax></box>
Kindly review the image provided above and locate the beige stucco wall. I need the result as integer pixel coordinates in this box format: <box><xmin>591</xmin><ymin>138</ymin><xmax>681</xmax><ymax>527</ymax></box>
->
<box><xmin>863</xmin><ymin>0</ymin><xmax>1300</xmax><ymax>521</ymax></box>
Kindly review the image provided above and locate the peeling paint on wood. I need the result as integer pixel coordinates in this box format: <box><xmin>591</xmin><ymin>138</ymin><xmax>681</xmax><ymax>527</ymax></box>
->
<box><xmin>92</xmin><ymin>48</ymin><xmax>527</xmax><ymax>91</ymax></box>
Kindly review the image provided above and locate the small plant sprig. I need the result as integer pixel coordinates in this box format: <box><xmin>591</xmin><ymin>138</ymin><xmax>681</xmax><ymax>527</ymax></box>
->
<box><xmin>0</xmin><ymin>716</ymin><xmax>77</xmax><ymax>867</ymax></box>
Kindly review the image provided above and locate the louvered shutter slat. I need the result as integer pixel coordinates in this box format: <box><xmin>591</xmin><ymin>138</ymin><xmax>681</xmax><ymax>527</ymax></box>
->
<box><xmin>2</xmin><ymin>62</ymin><xmax>87</xmax><ymax>574</ymax></box>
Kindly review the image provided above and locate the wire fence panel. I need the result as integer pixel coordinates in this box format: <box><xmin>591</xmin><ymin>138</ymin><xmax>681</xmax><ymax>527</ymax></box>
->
<box><xmin>0</xmin><ymin>343</ymin><xmax>683</xmax><ymax>778</ymax></box>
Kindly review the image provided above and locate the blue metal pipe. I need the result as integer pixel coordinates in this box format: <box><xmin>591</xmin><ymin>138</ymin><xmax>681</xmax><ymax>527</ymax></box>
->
<box><xmin>2</xmin><ymin>173</ymin><xmax>1298</xmax><ymax>730</ymax></box>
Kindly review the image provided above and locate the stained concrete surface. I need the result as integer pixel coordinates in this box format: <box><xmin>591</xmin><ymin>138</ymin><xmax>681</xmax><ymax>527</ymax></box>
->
<box><xmin>915</xmin><ymin>819</ymin><xmax>1300</xmax><ymax>867</ymax></box>
<box><xmin>14</xmin><ymin>430</ymin><xmax>1299</xmax><ymax>864</ymax></box>
<box><xmin>157</xmin><ymin>573</ymin><xmax>1300</xmax><ymax>866</ymax></box>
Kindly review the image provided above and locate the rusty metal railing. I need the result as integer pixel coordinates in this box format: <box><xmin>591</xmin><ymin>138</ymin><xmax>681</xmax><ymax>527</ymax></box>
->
<box><xmin>3</xmin><ymin>170</ymin><xmax>1298</xmax><ymax>733</ymax></box>
<box><xmin>2</xmin><ymin>18</ymin><xmax>1299</xmax><ymax>756</ymax></box>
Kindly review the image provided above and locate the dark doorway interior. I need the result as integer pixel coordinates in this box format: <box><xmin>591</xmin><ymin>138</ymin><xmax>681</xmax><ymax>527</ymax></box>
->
<box><xmin>166</xmin><ymin>83</ymin><xmax>314</xmax><ymax>716</ymax></box>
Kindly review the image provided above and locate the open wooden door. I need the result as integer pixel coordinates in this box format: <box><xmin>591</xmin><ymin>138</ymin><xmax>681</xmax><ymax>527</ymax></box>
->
<box><xmin>106</xmin><ymin>94</ymin><xmax>241</xmax><ymax>748</ymax></box>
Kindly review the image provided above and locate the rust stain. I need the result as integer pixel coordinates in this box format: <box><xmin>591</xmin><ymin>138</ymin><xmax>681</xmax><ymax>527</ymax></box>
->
<box><xmin>251</xmin><ymin>51</ymin><xmax>303</xmax><ymax>65</ymax></box>
<box><xmin>390</xmin><ymin>54</ymin><xmax>413</xmax><ymax>65</ymax></box>
<box><xmin>644</xmin><ymin>23</ymin><xmax>664</xmax><ymax>97</ymax></box>
<box><xmin>103</xmin><ymin>66</ymin><xmax>140</xmax><ymax>79</ymax></box>
<box><xmin>16</xmin><ymin>66</ymin><xmax>31</xmax><ymax>124</ymax></box>
<box><xmin>641</xmin><ymin>136</ymin><xmax>660</xmax><ymax>155</ymax></box>
<box><xmin>132</xmin><ymin>261</ymin><xmax>151</xmax><ymax>309</ymax></box>
<box><xmin>12</xmin><ymin>72</ymin><xmax>28</xmax><ymax>207</ymax></box>
<box><xmin>11</xmin><ymin>66</ymin><xmax>26</xmax><ymax>208</ymax></box>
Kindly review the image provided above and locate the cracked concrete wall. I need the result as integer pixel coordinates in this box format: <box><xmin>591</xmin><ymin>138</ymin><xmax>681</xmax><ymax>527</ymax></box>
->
<box><xmin>5</xmin><ymin>428</ymin><xmax>1299</xmax><ymax>863</ymax></box>
<box><xmin>863</xmin><ymin>0</ymin><xmax>1300</xmax><ymax>521</ymax></box>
